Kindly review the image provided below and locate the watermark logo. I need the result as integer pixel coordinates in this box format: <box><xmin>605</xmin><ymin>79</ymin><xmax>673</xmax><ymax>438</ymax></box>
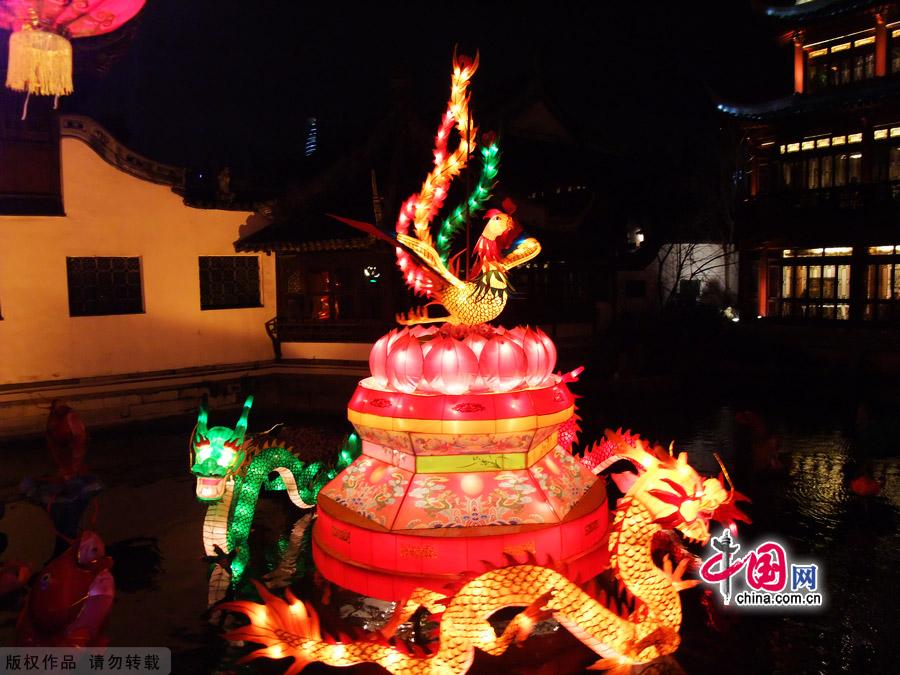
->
<box><xmin>699</xmin><ymin>529</ymin><xmax>823</xmax><ymax>608</ymax></box>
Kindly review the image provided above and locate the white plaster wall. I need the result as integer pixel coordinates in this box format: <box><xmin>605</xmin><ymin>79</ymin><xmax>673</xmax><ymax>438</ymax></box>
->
<box><xmin>0</xmin><ymin>138</ymin><xmax>275</xmax><ymax>385</ymax></box>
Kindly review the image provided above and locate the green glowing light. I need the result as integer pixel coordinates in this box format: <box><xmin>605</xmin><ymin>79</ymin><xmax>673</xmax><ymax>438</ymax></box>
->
<box><xmin>437</xmin><ymin>142</ymin><xmax>501</xmax><ymax>263</ymax></box>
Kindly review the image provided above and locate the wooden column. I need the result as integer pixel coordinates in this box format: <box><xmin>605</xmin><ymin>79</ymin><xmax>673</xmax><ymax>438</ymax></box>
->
<box><xmin>794</xmin><ymin>35</ymin><xmax>805</xmax><ymax>94</ymax></box>
<box><xmin>875</xmin><ymin>13</ymin><xmax>888</xmax><ymax>76</ymax></box>
<box><xmin>758</xmin><ymin>251</ymin><xmax>769</xmax><ymax>317</ymax></box>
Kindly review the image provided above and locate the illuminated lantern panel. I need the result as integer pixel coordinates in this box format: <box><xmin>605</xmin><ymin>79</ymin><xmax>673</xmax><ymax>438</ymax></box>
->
<box><xmin>370</xmin><ymin>324</ymin><xmax>557</xmax><ymax>396</ymax></box>
<box><xmin>313</xmin><ymin>323</ymin><xmax>609</xmax><ymax>601</ymax></box>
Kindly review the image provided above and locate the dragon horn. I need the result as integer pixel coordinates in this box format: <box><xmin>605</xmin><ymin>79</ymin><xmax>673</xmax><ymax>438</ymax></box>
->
<box><xmin>234</xmin><ymin>395</ymin><xmax>254</xmax><ymax>442</ymax></box>
<box><xmin>196</xmin><ymin>394</ymin><xmax>209</xmax><ymax>437</ymax></box>
<box><xmin>714</xmin><ymin>452</ymin><xmax>735</xmax><ymax>497</ymax></box>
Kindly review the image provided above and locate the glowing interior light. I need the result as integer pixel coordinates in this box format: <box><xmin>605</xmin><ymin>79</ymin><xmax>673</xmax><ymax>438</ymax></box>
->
<box><xmin>831</xmin><ymin>135</ymin><xmax>846</xmax><ymax>145</ymax></box>
<box><xmin>891</xmin><ymin>127</ymin><xmax>900</xmax><ymax>137</ymax></box>
<box><xmin>854</xmin><ymin>36</ymin><xmax>875</xmax><ymax>47</ymax></box>
<box><xmin>816</xmin><ymin>138</ymin><xmax>831</xmax><ymax>148</ymax></box>
<box><xmin>787</xmin><ymin>143</ymin><xmax>800</xmax><ymax>152</ymax></box>
<box><xmin>830</xmin><ymin>42</ymin><xmax>851</xmax><ymax>52</ymax></box>
<box><xmin>848</xmin><ymin>133</ymin><xmax>863</xmax><ymax>143</ymax></box>
<box><xmin>808</xmin><ymin>47</ymin><xmax>828</xmax><ymax>58</ymax></box>
<box><xmin>801</xmin><ymin>140</ymin><xmax>815</xmax><ymax>150</ymax></box>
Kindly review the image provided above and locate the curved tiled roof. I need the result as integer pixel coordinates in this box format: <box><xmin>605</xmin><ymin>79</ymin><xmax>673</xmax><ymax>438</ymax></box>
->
<box><xmin>716</xmin><ymin>76</ymin><xmax>900</xmax><ymax>119</ymax></box>
<box><xmin>60</xmin><ymin>115</ymin><xmax>185</xmax><ymax>187</ymax></box>
<box><xmin>764</xmin><ymin>0</ymin><xmax>881</xmax><ymax>21</ymax></box>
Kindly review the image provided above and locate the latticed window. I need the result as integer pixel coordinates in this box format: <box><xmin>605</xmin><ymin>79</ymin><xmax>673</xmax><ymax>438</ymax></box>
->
<box><xmin>198</xmin><ymin>256</ymin><xmax>261</xmax><ymax>310</ymax></box>
<box><xmin>777</xmin><ymin>248</ymin><xmax>852</xmax><ymax>320</ymax></box>
<box><xmin>66</xmin><ymin>257</ymin><xmax>143</xmax><ymax>317</ymax></box>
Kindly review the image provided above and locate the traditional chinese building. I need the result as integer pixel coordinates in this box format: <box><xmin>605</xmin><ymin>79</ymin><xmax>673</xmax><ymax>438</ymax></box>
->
<box><xmin>722</xmin><ymin>0</ymin><xmax>900</xmax><ymax>324</ymax></box>
<box><xmin>0</xmin><ymin>99</ymin><xmax>277</xmax><ymax>436</ymax></box>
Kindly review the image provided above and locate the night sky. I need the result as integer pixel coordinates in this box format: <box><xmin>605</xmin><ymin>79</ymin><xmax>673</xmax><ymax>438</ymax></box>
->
<box><xmin>60</xmin><ymin>0</ymin><xmax>788</xmax><ymax>177</ymax></box>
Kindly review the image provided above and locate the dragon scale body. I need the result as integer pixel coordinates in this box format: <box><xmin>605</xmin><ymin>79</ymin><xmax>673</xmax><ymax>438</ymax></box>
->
<box><xmin>223</xmin><ymin>465</ymin><xmax>698</xmax><ymax>673</ymax></box>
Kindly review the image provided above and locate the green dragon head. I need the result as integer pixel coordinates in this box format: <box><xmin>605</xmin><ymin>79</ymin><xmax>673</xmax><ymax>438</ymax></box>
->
<box><xmin>190</xmin><ymin>395</ymin><xmax>253</xmax><ymax>501</ymax></box>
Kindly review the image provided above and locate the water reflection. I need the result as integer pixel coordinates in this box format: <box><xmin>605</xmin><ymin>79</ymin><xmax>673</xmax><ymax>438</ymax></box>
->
<box><xmin>1</xmin><ymin>400</ymin><xmax>897</xmax><ymax>673</ymax></box>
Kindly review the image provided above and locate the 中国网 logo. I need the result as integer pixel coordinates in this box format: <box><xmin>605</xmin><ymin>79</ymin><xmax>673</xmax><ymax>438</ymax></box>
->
<box><xmin>699</xmin><ymin>529</ymin><xmax>823</xmax><ymax>608</ymax></box>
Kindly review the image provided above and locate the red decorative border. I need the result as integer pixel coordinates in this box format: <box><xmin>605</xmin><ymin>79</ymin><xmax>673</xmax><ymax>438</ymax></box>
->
<box><xmin>313</xmin><ymin>495</ymin><xmax>609</xmax><ymax>601</ymax></box>
<box><xmin>348</xmin><ymin>379</ymin><xmax>576</xmax><ymax>421</ymax></box>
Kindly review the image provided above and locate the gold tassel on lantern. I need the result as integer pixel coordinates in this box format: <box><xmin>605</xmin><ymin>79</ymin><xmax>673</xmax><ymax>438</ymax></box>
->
<box><xmin>6</xmin><ymin>28</ymin><xmax>73</xmax><ymax>97</ymax></box>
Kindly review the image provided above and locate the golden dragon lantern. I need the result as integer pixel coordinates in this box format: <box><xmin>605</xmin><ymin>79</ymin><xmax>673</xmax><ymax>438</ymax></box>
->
<box><xmin>222</xmin><ymin>54</ymin><xmax>749</xmax><ymax>674</ymax></box>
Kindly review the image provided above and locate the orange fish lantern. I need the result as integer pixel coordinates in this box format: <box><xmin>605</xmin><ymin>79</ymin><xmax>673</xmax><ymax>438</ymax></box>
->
<box><xmin>1</xmin><ymin>0</ymin><xmax>146</xmax><ymax>106</ymax></box>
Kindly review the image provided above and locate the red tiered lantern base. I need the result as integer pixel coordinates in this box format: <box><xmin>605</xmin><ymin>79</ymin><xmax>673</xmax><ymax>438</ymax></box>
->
<box><xmin>313</xmin><ymin>326</ymin><xmax>610</xmax><ymax>601</ymax></box>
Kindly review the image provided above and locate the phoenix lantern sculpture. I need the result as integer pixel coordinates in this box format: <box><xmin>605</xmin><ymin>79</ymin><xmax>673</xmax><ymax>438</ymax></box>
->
<box><xmin>218</xmin><ymin>53</ymin><xmax>749</xmax><ymax>674</ymax></box>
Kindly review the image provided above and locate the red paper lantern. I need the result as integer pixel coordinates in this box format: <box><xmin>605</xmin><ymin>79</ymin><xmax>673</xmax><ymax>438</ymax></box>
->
<box><xmin>1</xmin><ymin>1</ymin><xmax>146</xmax><ymax>102</ymax></box>
<box><xmin>479</xmin><ymin>333</ymin><xmax>527</xmax><ymax>392</ymax></box>
<box><xmin>422</xmin><ymin>335</ymin><xmax>479</xmax><ymax>395</ymax></box>
<box><xmin>386</xmin><ymin>332</ymin><xmax>424</xmax><ymax>393</ymax></box>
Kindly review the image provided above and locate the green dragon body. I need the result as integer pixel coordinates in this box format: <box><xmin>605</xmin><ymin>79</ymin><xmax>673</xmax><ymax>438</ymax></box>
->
<box><xmin>190</xmin><ymin>396</ymin><xmax>359</xmax><ymax>583</ymax></box>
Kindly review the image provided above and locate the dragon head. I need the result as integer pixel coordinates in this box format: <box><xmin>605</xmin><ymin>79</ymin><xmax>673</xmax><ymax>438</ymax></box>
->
<box><xmin>641</xmin><ymin>451</ymin><xmax>736</xmax><ymax>545</ymax></box>
<box><xmin>587</xmin><ymin>429</ymin><xmax>750</xmax><ymax>545</ymax></box>
<box><xmin>190</xmin><ymin>395</ymin><xmax>253</xmax><ymax>501</ymax></box>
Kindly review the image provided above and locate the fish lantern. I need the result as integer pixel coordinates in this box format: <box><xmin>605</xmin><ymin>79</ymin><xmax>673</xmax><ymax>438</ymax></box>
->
<box><xmin>386</xmin><ymin>332</ymin><xmax>424</xmax><ymax>393</ymax></box>
<box><xmin>521</xmin><ymin>327</ymin><xmax>553</xmax><ymax>387</ymax></box>
<box><xmin>423</xmin><ymin>335</ymin><xmax>479</xmax><ymax>395</ymax></box>
<box><xmin>1</xmin><ymin>1</ymin><xmax>146</xmax><ymax>106</ymax></box>
<box><xmin>479</xmin><ymin>333</ymin><xmax>526</xmax><ymax>392</ymax></box>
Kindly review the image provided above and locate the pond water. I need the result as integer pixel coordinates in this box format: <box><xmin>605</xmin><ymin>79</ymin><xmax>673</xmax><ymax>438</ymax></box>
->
<box><xmin>1</xmin><ymin>381</ymin><xmax>897</xmax><ymax>674</ymax></box>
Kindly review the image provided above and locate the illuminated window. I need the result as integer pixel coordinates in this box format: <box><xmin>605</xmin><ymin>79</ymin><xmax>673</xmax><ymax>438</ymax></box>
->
<box><xmin>806</xmin><ymin>157</ymin><xmax>820</xmax><ymax>189</ymax></box>
<box><xmin>891</xmin><ymin>148</ymin><xmax>900</xmax><ymax>181</ymax></box>
<box><xmin>848</xmin><ymin>133</ymin><xmax>863</xmax><ymax>143</ymax></box>
<box><xmin>854</xmin><ymin>36</ymin><xmax>875</xmax><ymax>47</ymax></box>
<box><xmin>787</xmin><ymin>142</ymin><xmax>800</xmax><ymax>153</ymax></box>
<box><xmin>832</xmin><ymin>135</ymin><xmax>846</xmax><ymax>146</ymax></box>
<box><xmin>801</xmin><ymin>140</ymin><xmax>815</xmax><ymax>151</ymax></box>
<box><xmin>816</xmin><ymin>138</ymin><xmax>831</xmax><ymax>148</ymax></box>
<box><xmin>849</xmin><ymin>153</ymin><xmax>862</xmax><ymax>183</ymax></box>
<box><xmin>778</xmin><ymin>249</ymin><xmax>851</xmax><ymax>320</ymax></box>
<box><xmin>66</xmin><ymin>257</ymin><xmax>143</xmax><ymax>317</ymax></box>
<box><xmin>199</xmin><ymin>256</ymin><xmax>261</xmax><ymax>310</ymax></box>
<box><xmin>865</xmin><ymin>249</ymin><xmax>900</xmax><ymax>321</ymax></box>
<box><xmin>780</xmin><ymin>145</ymin><xmax>786</xmax><ymax>154</ymax></box>
<box><xmin>874</xmin><ymin>129</ymin><xmax>888</xmax><ymax>140</ymax></box>
<box><xmin>821</xmin><ymin>155</ymin><xmax>833</xmax><ymax>187</ymax></box>
<box><xmin>831</xmin><ymin>42</ymin><xmax>851</xmax><ymax>53</ymax></box>
<box><xmin>808</xmin><ymin>48</ymin><xmax>828</xmax><ymax>59</ymax></box>
<box><xmin>834</xmin><ymin>153</ymin><xmax>848</xmax><ymax>186</ymax></box>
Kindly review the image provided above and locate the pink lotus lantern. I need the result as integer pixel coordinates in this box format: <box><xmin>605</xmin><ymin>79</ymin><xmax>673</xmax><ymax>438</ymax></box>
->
<box><xmin>386</xmin><ymin>332</ymin><xmax>424</xmax><ymax>393</ymax></box>
<box><xmin>368</xmin><ymin>330</ymin><xmax>395</xmax><ymax>387</ymax></box>
<box><xmin>479</xmin><ymin>333</ymin><xmax>526</xmax><ymax>392</ymax></box>
<box><xmin>521</xmin><ymin>327</ymin><xmax>552</xmax><ymax>387</ymax></box>
<box><xmin>422</xmin><ymin>335</ymin><xmax>479</xmax><ymax>395</ymax></box>
<box><xmin>1</xmin><ymin>0</ymin><xmax>146</xmax><ymax>106</ymax></box>
<box><xmin>536</xmin><ymin>327</ymin><xmax>558</xmax><ymax>374</ymax></box>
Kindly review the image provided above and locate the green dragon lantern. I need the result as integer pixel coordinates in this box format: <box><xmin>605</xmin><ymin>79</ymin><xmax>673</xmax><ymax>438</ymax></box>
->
<box><xmin>190</xmin><ymin>395</ymin><xmax>360</xmax><ymax>586</ymax></box>
<box><xmin>191</xmin><ymin>395</ymin><xmax>252</xmax><ymax>502</ymax></box>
